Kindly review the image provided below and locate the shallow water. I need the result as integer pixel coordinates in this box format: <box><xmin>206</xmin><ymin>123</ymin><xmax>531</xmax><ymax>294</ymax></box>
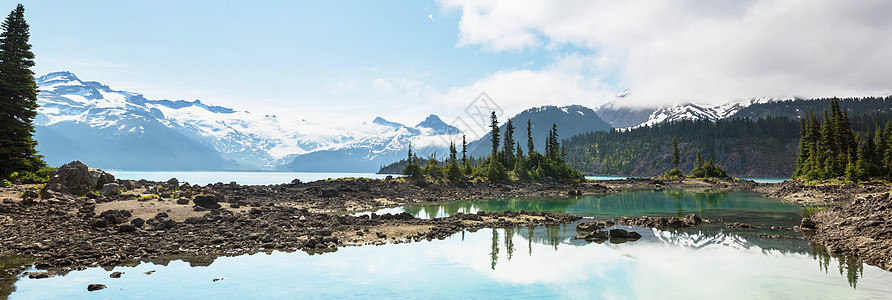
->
<box><xmin>110</xmin><ymin>171</ymin><xmax>393</xmax><ymax>186</ymax></box>
<box><xmin>8</xmin><ymin>190</ymin><xmax>891</xmax><ymax>299</ymax></box>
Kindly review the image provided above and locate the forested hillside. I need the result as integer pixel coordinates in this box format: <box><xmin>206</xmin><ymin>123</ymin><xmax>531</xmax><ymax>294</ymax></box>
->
<box><xmin>564</xmin><ymin>117</ymin><xmax>800</xmax><ymax>177</ymax></box>
<box><xmin>730</xmin><ymin>96</ymin><xmax>892</xmax><ymax>120</ymax></box>
<box><xmin>565</xmin><ymin>110</ymin><xmax>892</xmax><ymax>178</ymax></box>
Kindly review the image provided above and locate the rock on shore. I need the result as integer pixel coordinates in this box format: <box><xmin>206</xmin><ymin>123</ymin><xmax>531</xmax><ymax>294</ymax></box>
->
<box><xmin>810</xmin><ymin>193</ymin><xmax>892</xmax><ymax>271</ymax></box>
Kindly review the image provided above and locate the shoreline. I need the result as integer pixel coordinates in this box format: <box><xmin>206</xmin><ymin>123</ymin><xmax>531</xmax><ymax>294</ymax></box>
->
<box><xmin>2</xmin><ymin>176</ymin><xmax>891</xmax><ymax>281</ymax></box>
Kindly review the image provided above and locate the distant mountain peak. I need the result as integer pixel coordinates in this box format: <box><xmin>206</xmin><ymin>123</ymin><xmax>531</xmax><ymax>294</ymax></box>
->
<box><xmin>37</xmin><ymin>71</ymin><xmax>80</xmax><ymax>84</ymax></box>
<box><xmin>372</xmin><ymin>116</ymin><xmax>406</xmax><ymax>128</ymax></box>
<box><xmin>415</xmin><ymin>114</ymin><xmax>461</xmax><ymax>135</ymax></box>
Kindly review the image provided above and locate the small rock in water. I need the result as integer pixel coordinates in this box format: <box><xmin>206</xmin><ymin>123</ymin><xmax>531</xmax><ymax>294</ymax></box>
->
<box><xmin>213</xmin><ymin>277</ymin><xmax>225</xmax><ymax>282</ymax></box>
<box><xmin>87</xmin><ymin>284</ymin><xmax>107</xmax><ymax>291</ymax></box>
<box><xmin>110</xmin><ymin>271</ymin><xmax>123</xmax><ymax>278</ymax></box>
<box><xmin>144</xmin><ymin>270</ymin><xmax>155</xmax><ymax>275</ymax></box>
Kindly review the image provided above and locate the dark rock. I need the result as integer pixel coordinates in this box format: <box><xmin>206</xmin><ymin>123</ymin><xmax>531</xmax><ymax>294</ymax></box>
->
<box><xmin>193</xmin><ymin>194</ymin><xmax>223</xmax><ymax>209</ymax></box>
<box><xmin>110</xmin><ymin>272</ymin><xmax>123</xmax><ymax>278</ymax></box>
<box><xmin>176</xmin><ymin>198</ymin><xmax>190</xmax><ymax>205</ymax></box>
<box><xmin>42</xmin><ymin>161</ymin><xmax>97</xmax><ymax>197</ymax></box>
<box><xmin>87</xmin><ymin>284</ymin><xmax>107</xmax><ymax>291</ymax></box>
<box><xmin>320</xmin><ymin>189</ymin><xmax>339</xmax><ymax>198</ymax></box>
<box><xmin>130</xmin><ymin>218</ymin><xmax>145</xmax><ymax>228</ymax></box>
<box><xmin>575</xmin><ymin>230</ymin><xmax>609</xmax><ymax>242</ymax></box>
<box><xmin>99</xmin><ymin>183</ymin><xmax>124</xmax><ymax>196</ymax></box>
<box><xmin>608</xmin><ymin>228</ymin><xmax>642</xmax><ymax>240</ymax></box>
<box><xmin>568</xmin><ymin>190</ymin><xmax>582</xmax><ymax>196</ymax></box>
<box><xmin>166</xmin><ymin>178</ymin><xmax>179</xmax><ymax>189</ymax></box>
<box><xmin>91</xmin><ymin>219</ymin><xmax>108</xmax><ymax>228</ymax></box>
<box><xmin>800</xmin><ymin>218</ymin><xmax>816</xmax><ymax>230</ymax></box>
<box><xmin>291</xmin><ymin>179</ymin><xmax>302</xmax><ymax>185</ymax></box>
<box><xmin>92</xmin><ymin>170</ymin><xmax>115</xmax><ymax>188</ymax></box>
<box><xmin>122</xmin><ymin>180</ymin><xmax>137</xmax><ymax>190</ymax></box>
<box><xmin>117</xmin><ymin>224</ymin><xmax>137</xmax><ymax>233</ymax></box>
<box><xmin>22</xmin><ymin>189</ymin><xmax>39</xmax><ymax>199</ymax></box>
<box><xmin>154</xmin><ymin>212</ymin><xmax>169</xmax><ymax>219</ymax></box>
<box><xmin>99</xmin><ymin>209</ymin><xmax>132</xmax><ymax>224</ymax></box>
<box><xmin>27</xmin><ymin>272</ymin><xmax>51</xmax><ymax>279</ymax></box>
<box><xmin>725</xmin><ymin>222</ymin><xmax>754</xmax><ymax>230</ymax></box>
<box><xmin>576</xmin><ymin>221</ymin><xmax>604</xmax><ymax>232</ymax></box>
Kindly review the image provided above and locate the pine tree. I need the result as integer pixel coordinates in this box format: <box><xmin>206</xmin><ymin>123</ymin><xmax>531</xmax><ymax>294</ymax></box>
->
<box><xmin>489</xmin><ymin>111</ymin><xmax>500</xmax><ymax>157</ymax></box>
<box><xmin>0</xmin><ymin>4</ymin><xmax>43</xmax><ymax>177</ymax></box>
<box><xmin>502</xmin><ymin>119</ymin><xmax>515</xmax><ymax>167</ymax></box>
<box><xmin>446</xmin><ymin>141</ymin><xmax>462</xmax><ymax>181</ymax></box>
<box><xmin>672</xmin><ymin>137</ymin><xmax>680</xmax><ymax>168</ymax></box>
<box><xmin>526</xmin><ymin>119</ymin><xmax>534</xmax><ymax>157</ymax></box>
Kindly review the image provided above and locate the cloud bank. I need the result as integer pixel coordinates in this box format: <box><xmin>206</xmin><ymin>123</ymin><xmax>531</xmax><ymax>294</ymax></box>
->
<box><xmin>440</xmin><ymin>0</ymin><xmax>892</xmax><ymax>107</ymax></box>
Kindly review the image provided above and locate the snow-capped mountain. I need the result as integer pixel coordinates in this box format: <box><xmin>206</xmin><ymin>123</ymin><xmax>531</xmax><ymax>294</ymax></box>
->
<box><xmin>596</xmin><ymin>91</ymin><xmax>784</xmax><ymax>129</ymax></box>
<box><xmin>34</xmin><ymin>71</ymin><xmax>461</xmax><ymax>171</ymax></box>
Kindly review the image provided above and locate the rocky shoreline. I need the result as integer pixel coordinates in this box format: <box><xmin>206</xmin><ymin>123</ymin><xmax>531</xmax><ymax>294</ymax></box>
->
<box><xmin>3</xmin><ymin>163</ymin><xmax>892</xmax><ymax>287</ymax></box>
<box><xmin>808</xmin><ymin>193</ymin><xmax>892</xmax><ymax>272</ymax></box>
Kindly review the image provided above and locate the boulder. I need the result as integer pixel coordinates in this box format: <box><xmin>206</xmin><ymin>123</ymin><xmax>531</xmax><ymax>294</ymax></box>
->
<box><xmin>193</xmin><ymin>194</ymin><xmax>223</xmax><ymax>209</ymax></box>
<box><xmin>725</xmin><ymin>222</ymin><xmax>754</xmax><ymax>230</ymax></box>
<box><xmin>99</xmin><ymin>183</ymin><xmax>124</xmax><ymax>196</ymax></box>
<box><xmin>87</xmin><ymin>284</ymin><xmax>107</xmax><ymax>292</ymax></box>
<box><xmin>800</xmin><ymin>218</ymin><xmax>816</xmax><ymax>230</ymax></box>
<box><xmin>165</xmin><ymin>178</ymin><xmax>179</xmax><ymax>189</ymax></box>
<box><xmin>99</xmin><ymin>209</ymin><xmax>132</xmax><ymax>224</ymax></box>
<box><xmin>110</xmin><ymin>272</ymin><xmax>123</xmax><ymax>278</ymax></box>
<box><xmin>117</xmin><ymin>224</ymin><xmax>137</xmax><ymax>233</ymax></box>
<box><xmin>575</xmin><ymin>230</ymin><xmax>609</xmax><ymax>242</ymax></box>
<box><xmin>130</xmin><ymin>218</ymin><xmax>145</xmax><ymax>228</ymax></box>
<box><xmin>122</xmin><ymin>180</ymin><xmax>137</xmax><ymax>190</ymax></box>
<box><xmin>608</xmin><ymin>229</ymin><xmax>642</xmax><ymax>240</ymax></box>
<box><xmin>92</xmin><ymin>170</ymin><xmax>115</xmax><ymax>188</ymax></box>
<box><xmin>320</xmin><ymin>189</ymin><xmax>339</xmax><ymax>198</ymax></box>
<box><xmin>576</xmin><ymin>221</ymin><xmax>606</xmax><ymax>233</ymax></box>
<box><xmin>176</xmin><ymin>198</ymin><xmax>190</xmax><ymax>205</ymax></box>
<box><xmin>42</xmin><ymin>161</ymin><xmax>97</xmax><ymax>197</ymax></box>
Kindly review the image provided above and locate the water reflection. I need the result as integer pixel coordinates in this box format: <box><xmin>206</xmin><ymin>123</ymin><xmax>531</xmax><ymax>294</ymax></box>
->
<box><xmin>10</xmin><ymin>224</ymin><xmax>892</xmax><ymax>299</ymax></box>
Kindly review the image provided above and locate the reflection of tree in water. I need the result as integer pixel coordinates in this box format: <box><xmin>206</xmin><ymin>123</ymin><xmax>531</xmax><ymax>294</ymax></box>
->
<box><xmin>809</xmin><ymin>243</ymin><xmax>863</xmax><ymax>289</ymax></box>
<box><xmin>401</xmin><ymin>205</ymin><xmax>423</xmax><ymax>217</ymax></box>
<box><xmin>0</xmin><ymin>256</ymin><xmax>31</xmax><ymax>299</ymax></box>
<box><xmin>490</xmin><ymin>228</ymin><xmax>499</xmax><ymax>270</ymax></box>
<box><xmin>505</xmin><ymin>227</ymin><xmax>515</xmax><ymax>260</ymax></box>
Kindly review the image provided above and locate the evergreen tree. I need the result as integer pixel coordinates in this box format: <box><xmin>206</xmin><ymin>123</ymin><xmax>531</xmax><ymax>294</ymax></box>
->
<box><xmin>402</xmin><ymin>143</ymin><xmax>423</xmax><ymax>179</ymax></box>
<box><xmin>489</xmin><ymin>111</ymin><xmax>500</xmax><ymax>157</ymax></box>
<box><xmin>672</xmin><ymin>137</ymin><xmax>680</xmax><ymax>168</ymax></box>
<box><xmin>526</xmin><ymin>119</ymin><xmax>534</xmax><ymax>157</ymax></box>
<box><xmin>446</xmin><ymin>141</ymin><xmax>462</xmax><ymax>181</ymax></box>
<box><xmin>0</xmin><ymin>4</ymin><xmax>43</xmax><ymax>177</ymax></box>
<box><xmin>502</xmin><ymin>119</ymin><xmax>515</xmax><ymax>167</ymax></box>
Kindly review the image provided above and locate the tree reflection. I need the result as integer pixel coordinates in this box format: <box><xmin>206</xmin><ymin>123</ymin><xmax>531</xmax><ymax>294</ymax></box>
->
<box><xmin>490</xmin><ymin>228</ymin><xmax>499</xmax><ymax>270</ymax></box>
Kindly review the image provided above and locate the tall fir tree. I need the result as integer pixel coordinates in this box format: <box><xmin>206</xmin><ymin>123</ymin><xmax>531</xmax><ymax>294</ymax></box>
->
<box><xmin>502</xmin><ymin>119</ymin><xmax>515</xmax><ymax>167</ymax></box>
<box><xmin>0</xmin><ymin>4</ymin><xmax>43</xmax><ymax>177</ymax></box>
<box><xmin>671</xmin><ymin>137</ymin><xmax>680</xmax><ymax>168</ymax></box>
<box><xmin>489</xmin><ymin>111</ymin><xmax>500</xmax><ymax>158</ymax></box>
<box><xmin>526</xmin><ymin>119</ymin><xmax>534</xmax><ymax>157</ymax></box>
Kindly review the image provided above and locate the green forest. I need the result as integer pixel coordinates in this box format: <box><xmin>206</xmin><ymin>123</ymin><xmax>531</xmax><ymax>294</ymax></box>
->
<box><xmin>793</xmin><ymin>98</ymin><xmax>892</xmax><ymax>182</ymax></box>
<box><xmin>398</xmin><ymin>112</ymin><xmax>584</xmax><ymax>182</ymax></box>
<box><xmin>564</xmin><ymin>105</ymin><xmax>892</xmax><ymax>178</ymax></box>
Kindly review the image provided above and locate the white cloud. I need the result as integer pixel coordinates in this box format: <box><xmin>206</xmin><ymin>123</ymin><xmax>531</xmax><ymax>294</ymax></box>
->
<box><xmin>440</xmin><ymin>0</ymin><xmax>892</xmax><ymax>106</ymax></box>
<box><xmin>432</xmin><ymin>54</ymin><xmax>614</xmax><ymax>119</ymax></box>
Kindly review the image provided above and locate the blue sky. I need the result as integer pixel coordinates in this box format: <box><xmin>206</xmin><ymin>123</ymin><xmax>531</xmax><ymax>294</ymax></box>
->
<box><xmin>7</xmin><ymin>1</ymin><xmax>892</xmax><ymax>127</ymax></box>
<box><xmin>13</xmin><ymin>0</ymin><xmax>582</xmax><ymax>126</ymax></box>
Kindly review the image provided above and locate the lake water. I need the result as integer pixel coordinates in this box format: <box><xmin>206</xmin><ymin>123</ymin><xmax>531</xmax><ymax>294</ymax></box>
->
<box><xmin>109</xmin><ymin>171</ymin><xmax>786</xmax><ymax>185</ymax></box>
<box><xmin>8</xmin><ymin>190</ymin><xmax>890</xmax><ymax>299</ymax></box>
<box><xmin>110</xmin><ymin>171</ymin><xmax>393</xmax><ymax>186</ymax></box>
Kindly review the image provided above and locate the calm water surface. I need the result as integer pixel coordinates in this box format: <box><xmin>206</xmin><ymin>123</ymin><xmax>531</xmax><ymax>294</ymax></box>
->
<box><xmin>110</xmin><ymin>171</ymin><xmax>393</xmax><ymax>185</ymax></box>
<box><xmin>8</xmin><ymin>190</ymin><xmax>891</xmax><ymax>299</ymax></box>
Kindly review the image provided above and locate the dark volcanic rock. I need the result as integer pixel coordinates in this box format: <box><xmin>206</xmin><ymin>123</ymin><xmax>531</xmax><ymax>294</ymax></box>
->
<box><xmin>110</xmin><ymin>272</ymin><xmax>123</xmax><ymax>278</ymax></box>
<box><xmin>42</xmin><ymin>161</ymin><xmax>96</xmax><ymax>197</ymax></box>
<box><xmin>619</xmin><ymin>214</ymin><xmax>702</xmax><ymax>229</ymax></box>
<box><xmin>725</xmin><ymin>222</ymin><xmax>754</xmax><ymax>230</ymax></box>
<box><xmin>576</xmin><ymin>220</ymin><xmax>614</xmax><ymax>233</ymax></box>
<box><xmin>608</xmin><ymin>229</ymin><xmax>642</xmax><ymax>240</ymax></box>
<box><xmin>99</xmin><ymin>210</ymin><xmax>132</xmax><ymax>224</ymax></box>
<box><xmin>800</xmin><ymin>218</ymin><xmax>816</xmax><ymax>230</ymax></box>
<box><xmin>87</xmin><ymin>284</ymin><xmax>107</xmax><ymax>291</ymax></box>
<box><xmin>193</xmin><ymin>194</ymin><xmax>223</xmax><ymax>209</ymax></box>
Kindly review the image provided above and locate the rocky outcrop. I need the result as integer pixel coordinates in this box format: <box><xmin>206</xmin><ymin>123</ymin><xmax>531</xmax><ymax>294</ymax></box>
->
<box><xmin>619</xmin><ymin>214</ymin><xmax>702</xmax><ymax>229</ymax></box>
<box><xmin>42</xmin><ymin>161</ymin><xmax>95</xmax><ymax>197</ymax></box>
<box><xmin>98</xmin><ymin>183</ymin><xmax>124</xmax><ymax>196</ymax></box>
<box><xmin>810</xmin><ymin>193</ymin><xmax>892</xmax><ymax>271</ymax></box>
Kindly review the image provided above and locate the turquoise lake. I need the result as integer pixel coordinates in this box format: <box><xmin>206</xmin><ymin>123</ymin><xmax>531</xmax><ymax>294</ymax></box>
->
<box><xmin>7</xmin><ymin>190</ymin><xmax>891</xmax><ymax>299</ymax></box>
